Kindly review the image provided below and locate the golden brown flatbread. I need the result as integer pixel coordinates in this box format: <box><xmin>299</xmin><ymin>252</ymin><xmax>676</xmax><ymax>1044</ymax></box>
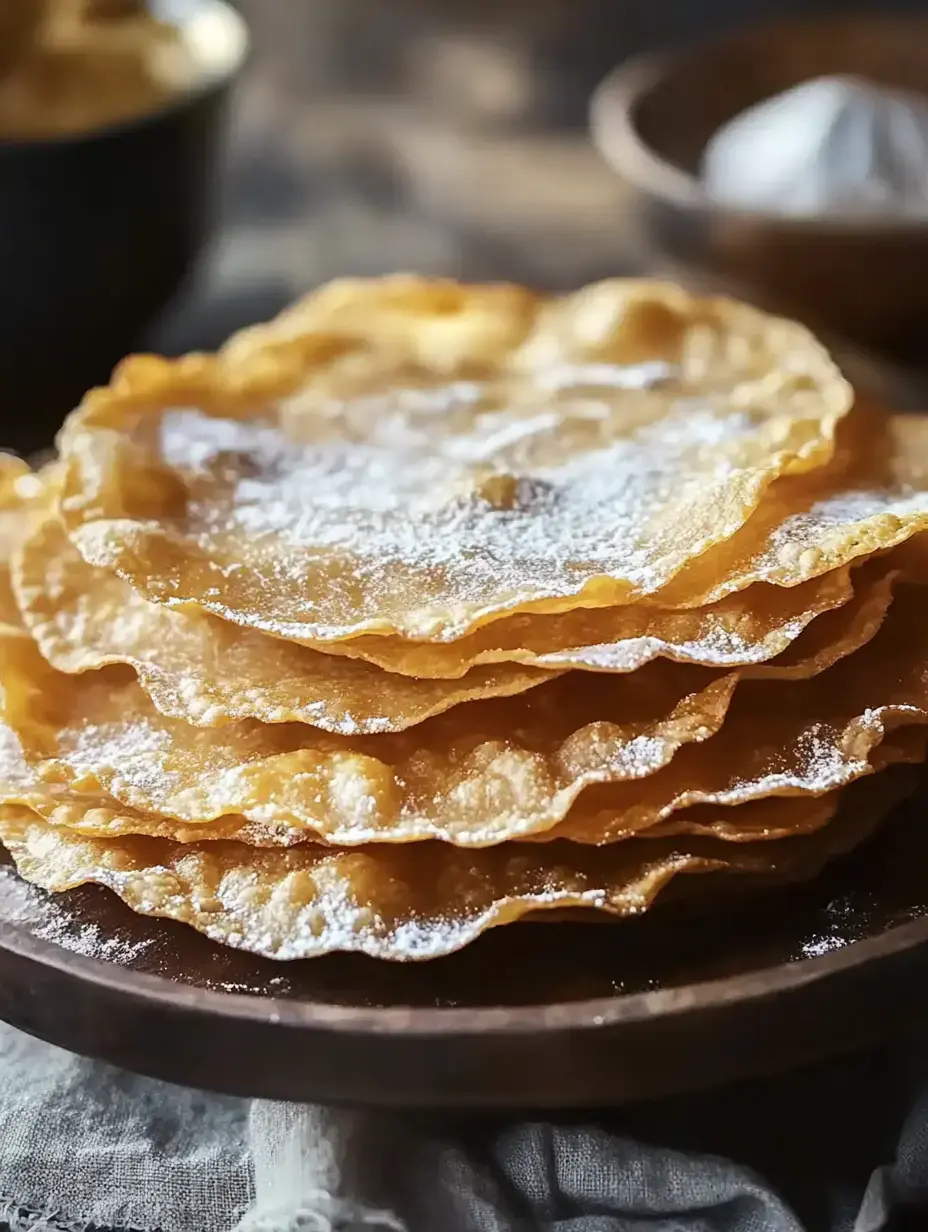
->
<box><xmin>0</xmin><ymin>764</ymin><xmax>909</xmax><ymax>960</ymax></box>
<box><xmin>14</xmin><ymin>514</ymin><xmax>557</xmax><ymax>733</ymax></box>
<box><xmin>0</xmin><ymin>626</ymin><xmax>740</xmax><ymax>845</ymax></box>
<box><xmin>57</xmin><ymin>278</ymin><xmax>849</xmax><ymax>643</ymax></box>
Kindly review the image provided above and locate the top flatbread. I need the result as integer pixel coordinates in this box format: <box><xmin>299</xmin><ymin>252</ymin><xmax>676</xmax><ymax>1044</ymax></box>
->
<box><xmin>57</xmin><ymin>277</ymin><xmax>849</xmax><ymax>642</ymax></box>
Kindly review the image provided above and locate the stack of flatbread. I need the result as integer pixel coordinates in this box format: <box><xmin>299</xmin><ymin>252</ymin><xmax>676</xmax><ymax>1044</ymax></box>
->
<box><xmin>0</xmin><ymin>276</ymin><xmax>926</xmax><ymax>961</ymax></box>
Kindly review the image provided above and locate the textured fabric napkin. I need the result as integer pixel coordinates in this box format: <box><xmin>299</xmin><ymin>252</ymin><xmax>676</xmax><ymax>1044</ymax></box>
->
<box><xmin>1</xmin><ymin>1019</ymin><xmax>928</xmax><ymax>1232</ymax></box>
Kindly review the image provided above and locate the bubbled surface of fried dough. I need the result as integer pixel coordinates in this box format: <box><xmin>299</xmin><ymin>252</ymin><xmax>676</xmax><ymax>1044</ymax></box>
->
<box><xmin>0</xmin><ymin>454</ymin><xmax>33</xmax><ymax>502</ymax></box>
<box><xmin>553</xmin><ymin>586</ymin><xmax>928</xmax><ymax>844</ymax></box>
<box><xmin>0</xmin><ymin>629</ymin><xmax>741</xmax><ymax>845</ymax></box>
<box><xmin>0</xmin><ymin>718</ymin><xmax>307</xmax><ymax>845</ymax></box>
<box><xmin>0</xmin><ymin>562</ymin><xmax>904</xmax><ymax>847</ymax></box>
<box><xmin>56</xmin><ymin>277</ymin><xmax>850</xmax><ymax>643</ymax></box>
<box><xmin>0</xmin><ymin>767</ymin><xmax>906</xmax><ymax>960</ymax></box>
<box><xmin>0</xmin><ymin>704</ymin><xmax>875</xmax><ymax>850</ymax></box>
<box><xmin>13</xmin><ymin>514</ymin><xmax>557</xmax><ymax>732</ymax></box>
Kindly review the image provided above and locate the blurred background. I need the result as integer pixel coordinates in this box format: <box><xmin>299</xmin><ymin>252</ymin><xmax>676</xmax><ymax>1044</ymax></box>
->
<box><xmin>154</xmin><ymin>0</ymin><xmax>655</xmax><ymax>352</ymax></box>
<box><xmin>156</xmin><ymin>0</ymin><xmax>928</xmax><ymax>349</ymax></box>
<box><xmin>8</xmin><ymin>0</ymin><xmax>928</xmax><ymax>451</ymax></box>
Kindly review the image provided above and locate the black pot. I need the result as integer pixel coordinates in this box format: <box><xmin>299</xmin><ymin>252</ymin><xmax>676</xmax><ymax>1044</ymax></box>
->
<box><xmin>0</xmin><ymin>0</ymin><xmax>248</xmax><ymax>455</ymax></box>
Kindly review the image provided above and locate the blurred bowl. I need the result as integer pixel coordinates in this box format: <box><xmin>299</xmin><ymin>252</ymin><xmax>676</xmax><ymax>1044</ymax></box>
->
<box><xmin>0</xmin><ymin>0</ymin><xmax>248</xmax><ymax>453</ymax></box>
<box><xmin>591</xmin><ymin>15</ymin><xmax>928</xmax><ymax>353</ymax></box>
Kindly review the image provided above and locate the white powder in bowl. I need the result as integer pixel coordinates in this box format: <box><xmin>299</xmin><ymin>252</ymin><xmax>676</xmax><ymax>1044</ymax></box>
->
<box><xmin>701</xmin><ymin>74</ymin><xmax>928</xmax><ymax>219</ymax></box>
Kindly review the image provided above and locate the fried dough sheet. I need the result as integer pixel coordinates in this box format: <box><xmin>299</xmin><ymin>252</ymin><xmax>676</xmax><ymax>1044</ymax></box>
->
<box><xmin>221</xmin><ymin>274</ymin><xmax>540</xmax><ymax>371</ymax></box>
<box><xmin>309</xmin><ymin>569</ymin><xmax>857</xmax><ymax>678</ymax></box>
<box><xmin>0</xmin><ymin>628</ymin><xmax>741</xmax><ymax>845</ymax></box>
<box><xmin>0</xmin><ymin>715</ymin><xmax>294</xmax><ymax>845</ymax></box>
<box><xmin>0</xmin><ymin>767</ymin><xmax>908</xmax><ymax>960</ymax></box>
<box><xmin>0</xmin><ymin>699</ymin><xmax>869</xmax><ymax>850</ymax></box>
<box><xmin>659</xmin><ymin>410</ymin><xmax>928</xmax><ymax>608</ymax></box>
<box><xmin>553</xmin><ymin>586</ymin><xmax>928</xmax><ymax>844</ymax></box>
<box><xmin>0</xmin><ymin>563</ymin><xmax>905</xmax><ymax>846</ymax></box>
<box><xmin>14</xmin><ymin>514</ymin><xmax>887</xmax><ymax>738</ymax></box>
<box><xmin>0</xmin><ymin>454</ymin><xmax>41</xmax><ymax>628</ymax></box>
<box><xmin>57</xmin><ymin>278</ymin><xmax>850</xmax><ymax>643</ymax></box>
<box><xmin>650</xmin><ymin>726</ymin><xmax>928</xmax><ymax>840</ymax></box>
<box><xmin>321</xmin><ymin>551</ymin><xmax>899</xmax><ymax>679</ymax></box>
<box><xmin>0</xmin><ymin>453</ymin><xmax>32</xmax><ymax>502</ymax></box>
<box><xmin>744</xmin><ymin>558</ymin><xmax>897</xmax><ymax>681</ymax></box>
<box><xmin>13</xmin><ymin>515</ymin><xmax>556</xmax><ymax>732</ymax></box>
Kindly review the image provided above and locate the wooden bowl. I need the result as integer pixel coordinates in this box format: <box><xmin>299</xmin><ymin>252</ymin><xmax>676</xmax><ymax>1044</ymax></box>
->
<box><xmin>591</xmin><ymin>16</ymin><xmax>928</xmax><ymax>352</ymax></box>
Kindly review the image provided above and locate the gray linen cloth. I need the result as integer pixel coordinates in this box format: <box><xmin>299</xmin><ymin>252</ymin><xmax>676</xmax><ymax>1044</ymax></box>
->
<box><xmin>0</xmin><ymin>1020</ymin><xmax>925</xmax><ymax>1232</ymax></box>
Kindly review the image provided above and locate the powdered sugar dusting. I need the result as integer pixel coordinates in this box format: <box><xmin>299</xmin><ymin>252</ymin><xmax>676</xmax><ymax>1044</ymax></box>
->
<box><xmin>15</xmin><ymin>655</ymin><xmax>739</xmax><ymax>846</ymax></box>
<box><xmin>0</xmin><ymin>813</ymin><xmax>746</xmax><ymax>962</ymax></box>
<box><xmin>0</xmin><ymin>864</ymin><xmax>154</xmax><ymax>966</ymax></box>
<box><xmin>67</xmin><ymin>323</ymin><xmax>847</xmax><ymax>640</ymax></box>
<box><xmin>174</xmin><ymin>400</ymin><xmax>788</xmax><ymax>638</ymax></box>
<box><xmin>33</xmin><ymin>911</ymin><xmax>155</xmax><ymax>965</ymax></box>
<box><xmin>17</xmin><ymin>513</ymin><xmax>553</xmax><ymax>737</ymax></box>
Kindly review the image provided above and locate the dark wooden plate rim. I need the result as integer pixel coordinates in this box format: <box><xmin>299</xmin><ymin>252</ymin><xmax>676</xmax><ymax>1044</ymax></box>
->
<box><xmin>8</xmin><ymin>903</ymin><xmax>928</xmax><ymax>1035</ymax></box>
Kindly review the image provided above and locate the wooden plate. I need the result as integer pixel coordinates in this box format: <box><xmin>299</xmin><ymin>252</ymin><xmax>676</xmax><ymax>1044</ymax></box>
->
<box><xmin>1</xmin><ymin>788</ymin><xmax>928</xmax><ymax>1109</ymax></box>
